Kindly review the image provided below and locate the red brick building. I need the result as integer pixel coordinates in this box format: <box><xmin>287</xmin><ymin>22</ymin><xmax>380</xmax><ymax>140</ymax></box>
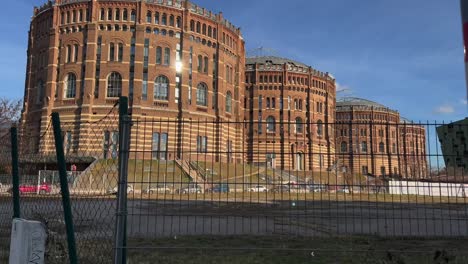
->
<box><xmin>335</xmin><ymin>97</ymin><xmax>427</xmax><ymax>178</ymax></box>
<box><xmin>22</xmin><ymin>0</ymin><xmax>245</xmax><ymax>163</ymax></box>
<box><xmin>244</xmin><ymin>56</ymin><xmax>336</xmax><ymax>171</ymax></box>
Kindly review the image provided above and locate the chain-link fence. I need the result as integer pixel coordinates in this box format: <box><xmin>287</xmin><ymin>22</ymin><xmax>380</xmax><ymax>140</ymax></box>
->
<box><xmin>1</xmin><ymin>98</ymin><xmax>468</xmax><ymax>263</ymax></box>
<box><xmin>0</xmin><ymin>129</ymin><xmax>12</xmax><ymax>263</ymax></box>
<box><xmin>120</xmin><ymin>117</ymin><xmax>468</xmax><ymax>262</ymax></box>
<box><xmin>0</xmin><ymin>102</ymin><xmax>120</xmax><ymax>263</ymax></box>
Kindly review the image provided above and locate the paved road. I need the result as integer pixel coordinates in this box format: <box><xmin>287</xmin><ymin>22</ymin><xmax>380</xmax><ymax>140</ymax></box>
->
<box><xmin>1</xmin><ymin>196</ymin><xmax>467</xmax><ymax>240</ymax></box>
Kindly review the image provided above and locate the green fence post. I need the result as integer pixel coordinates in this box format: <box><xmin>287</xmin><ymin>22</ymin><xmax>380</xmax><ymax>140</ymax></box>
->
<box><xmin>115</xmin><ymin>96</ymin><xmax>129</xmax><ymax>264</ymax></box>
<box><xmin>10</xmin><ymin>127</ymin><xmax>20</xmax><ymax>219</ymax></box>
<box><xmin>51</xmin><ymin>112</ymin><xmax>78</xmax><ymax>264</ymax></box>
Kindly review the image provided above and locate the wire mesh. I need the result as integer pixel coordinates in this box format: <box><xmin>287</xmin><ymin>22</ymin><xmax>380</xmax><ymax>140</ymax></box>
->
<box><xmin>121</xmin><ymin>118</ymin><xmax>468</xmax><ymax>261</ymax></box>
<box><xmin>0</xmin><ymin>129</ymin><xmax>12</xmax><ymax>263</ymax></box>
<box><xmin>0</xmin><ymin>102</ymin><xmax>120</xmax><ymax>263</ymax></box>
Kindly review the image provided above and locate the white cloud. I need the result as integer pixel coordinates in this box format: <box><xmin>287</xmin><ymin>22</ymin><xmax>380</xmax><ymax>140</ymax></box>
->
<box><xmin>336</xmin><ymin>82</ymin><xmax>352</xmax><ymax>94</ymax></box>
<box><xmin>433</xmin><ymin>105</ymin><xmax>455</xmax><ymax>114</ymax></box>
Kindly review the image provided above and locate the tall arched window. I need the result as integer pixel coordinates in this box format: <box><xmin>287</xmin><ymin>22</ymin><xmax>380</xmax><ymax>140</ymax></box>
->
<box><xmin>190</xmin><ymin>20</ymin><xmax>195</xmax><ymax>31</ymax></box>
<box><xmin>361</xmin><ymin>141</ymin><xmax>368</xmax><ymax>153</ymax></box>
<box><xmin>100</xmin><ymin>8</ymin><xmax>105</xmax><ymax>20</ymax></box>
<box><xmin>169</xmin><ymin>15</ymin><xmax>174</xmax><ymax>26</ymax></box>
<box><xmin>208</xmin><ymin>26</ymin><xmax>212</xmax><ymax>37</ymax></box>
<box><xmin>123</xmin><ymin>9</ymin><xmax>128</xmax><ymax>20</ymax></box>
<box><xmin>156</xmin><ymin>46</ymin><xmax>162</xmax><ymax>64</ymax></box>
<box><xmin>107</xmin><ymin>8</ymin><xmax>112</xmax><ymax>20</ymax></box>
<box><xmin>65</xmin><ymin>73</ymin><xmax>76</xmax><ymax>98</ymax></box>
<box><xmin>196</xmin><ymin>21</ymin><xmax>201</xmax><ymax>33</ymax></box>
<box><xmin>196</xmin><ymin>82</ymin><xmax>208</xmax><ymax>106</ymax></box>
<box><xmin>317</xmin><ymin>120</ymin><xmax>323</xmax><ymax>136</ymax></box>
<box><xmin>225</xmin><ymin>91</ymin><xmax>232</xmax><ymax>113</ymax></box>
<box><xmin>107</xmin><ymin>72</ymin><xmax>122</xmax><ymax>98</ymax></box>
<box><xmin>295</xmin><ymin>117</ymin><xmax>303</xmax><ymax>133</ymax></box>
<box><xmin>213</xmin><ymin>28</ymin><xmax>217</xmax><ymax>38</ymax></box>
<box><xmin>266</xmin><ymin>116</ymin><xmax>276</xmax><ymax>132</ymax></box>
<box><xmin>66</xmin><ymin>45</ymin><xmax>72</xmax><ymax>63</ymax></box>
<box><xmin>154</xmin><ymin>75</ymin><xmax>169</xmax><ymax>101</ymax></box>
<box><xmin>176</xmin><ymin>16</ymin><xmax>181</xmax><ymax>28</ymax></box>
<box><xmin>164</xmin><ymin>47</ymin><xmax>170</xmax><ymax>65</ymax></box>
<box><xmin>379</xmin><ymin>142</ymin><xmax>385</xmax><ymax>153</ymax></box>
<box><xmin>146</xmin><ymin>11</ymin><xmax>152</xmax><ymax>23</ymax></box>
<box><xmin>109</xmin><ymin>43</ymin><xmax>115</xmax><ymax>61</ymax></box>
<box><xmin>155</xmin><ymin>12</ymin><xmax>160</xmax><ymax>24</ymax></box>
<box><xmin>36</xmin><ymin>80</ymin><xmax>44</xmax><ymax>104</ymax></box>
<box><xmin>340</xmin><ymin>142</ymin><xmax>348</xmax><ymax>153</ymax></box>
<box><xmin>162</xmin><ymin>13</ymin><xmax>167</xmax><ymax>25</ymax></box>
<box><xmin>203</xmin><ymin>56</ymin><xmax>208</xmax><ymax>73</ymax></box>
<box><xmin>197</xmin><ymin>55</ymin><xmax>203</xmax><ymax>72</ymax></box>
<box><xmin>202</xmin><ymin>24</ymin><xmax>207</xmax><ymax>35</ymax></box>
<box><xmin>130</xmin><ymin>10</ymin><xmax>136</xmax><ymax>22</ymax></box>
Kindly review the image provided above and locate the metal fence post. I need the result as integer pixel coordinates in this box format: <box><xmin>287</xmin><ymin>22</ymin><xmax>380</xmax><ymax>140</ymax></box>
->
<box><xmin>10</xmin><ymin>127</ymin><xmax>20</xmax><ymax>219</ymax></box>
<box><xmin>51</xmin><ymin>112</ymin><xmax>78</xmax><ymax>264</ymax></box>
<box><xmin>115</xmin><ymin>96</ymin><xmax>130</xmax><ymax>264</ymax></box>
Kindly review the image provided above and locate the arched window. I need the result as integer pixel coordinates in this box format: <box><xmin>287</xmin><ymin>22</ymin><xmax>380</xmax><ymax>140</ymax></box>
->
<box><xmin>67</xmin><ymin>11</ymin><xmax>70</xmax><ymax>23</ymax></box>
<box><xmin>36</xmin><ymin>80</ymin><xmax>44</xmax><ymax>103</ymax></box>
<box><xmin>118</xmin><ymin>43</ymin><xmax>123</xmax><ymax>62</ymax></box>
<box><xmin>107</xmin><ymin>8</ymin><xmax>112</xmax><ymax>20</ymax></box>
<box><xmin>115</xmin><ymin>8</ymin><xmax>120</xmax><ymax>20</ymax></box>
<box><xmin>100</xmin><ymin>8</ymin><xmax>105</xmax><ymax>21</ymax></box>
<box><xmin>379</xmin><ymin>142</ymin><xmax>385</xmax><ymax>153</ymax></box>
<box><xmin>190</xmin><ymin>20</ymin><xmax>195</xmax><ymax>31</ymax></box>
<box><xmin>154</xmin><ymin>75</ymin><xmax>169</xmax><ymax>101</ymax></box>
<box><xmin>164</xmin><ymin>47</ymin><xmax>170</xmax><ymax>65</ymax></box>
<box><xmin>208</xmin><ymin>26</ymin><xmax>212</xmax><ymax>37</ymax></box>
<box><xmin>130</xmin><ymin>10</ymin><xmax>136</xmax><ymax>22</ymax></box>
<box><xmin>65</xmin><ymin>73</ymin><xmax>76</xmax><ymax>98</ymax></box>
<box><xmin>155</xmin><ymin>12</ymin><xmax>160</xmax><ymax>24</ymax></box>
<box><xmin>176</xmin><ymin>16</ymin><xmax>181</xmax><ymax>28</ymax></box>
<box><xmin>109</xmin><ymin>43</ymin><xmax>115</xmax><ymax>61</ymax></box>
<box><xmin>266</xmin><ymin>116</ymin><xmax>276</xmax><ymax>132</ymax></box>
<box><xmin>66</xmin><ymin>45</ymin><xmax>72</xmax><ymax>63</ymax></box>
<box><xmin>107</xmin><ymin>72</ymin><xmax>122</xmax><ymax>98</ymax></box>
<box><xmin>197</xmin><ymin>55</ymin><xmax>203</xmax><ymax>72</ymax></box>
<box><xmin>203</xmin><ymin>56</ymin><xmax>208</xmax><ymax>73</ymax></box>
<box><xmin>61</xmin><ymin>12</ymin><xmax>65</xmax><ymax>25</ymax></box>
<box><xmin>156</xmin><ymin>46</ymin><xmax>162</xmax><ymax>64</ymax></box>
<box><xmin>361</xmin><ymin>141</ymin><xmax>368</xmax><ymax>153</ymax></box>
<box><xmin>295</xmin><ymin>117</ymin><xmax>303</xmax><ymax>133</ymax></box>
<box><xmin>202</xmin><ymin>24</ymin><xmax>207</xmax><ymax>35</ymax></box>
<box><xmin>213</xmin><ymin>28</ymin><xmax>217</xmax><ymax>38</ymax></box>
<box><xmin>162</xmin><ymin>13</ymin><xmax>167</xmax><ymax>25</ymax></box>
<box><xmin>225</xmin><ymin>91</ymin><xmax>232</xmax><ymax>113</ymax></box>
<box><xmin>123</xmin><ymin>9</ymin><xmax>128</xmax><ymax>21</ymax></box>
<box><xmin>196</xmin><ymin>82</ymin><xmax>208</xmax><ymax>106</ymax></box>
<box><xmin>73</xmin><ymin>44</ymin><xmax>79</xmax><ymax>62</ymax></box>
<box><xmin>317</xmin><ymin>120</ymin><xmax>323</xmax><ymax>136</ymax></box>
<box><xmin>340</xmin><ymin>142</ymin><xmax>347</xmax><ymax>153</ymax></box>
<box><xmin>169</xmin><ymin>15</ymin><xmax>174</xmax><ymax>26</ymax></box>
<box><xmin>72</xmin><ymin>10</ymin><xmax>76</xmax><ymax>22</ymax></box>
<box><xmin>196</xmin><ymin>21</ymin><xmax>201</xmax><ymax>33</ymax></box>
<box><xmin>146</xmin><ymin>11</ymin><xmax>152</xmax><ymax>23</ymax></box>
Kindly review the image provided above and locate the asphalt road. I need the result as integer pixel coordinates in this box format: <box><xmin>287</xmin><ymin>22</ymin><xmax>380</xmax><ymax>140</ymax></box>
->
<box><xmin>1</xmin><ymin>195</ymin><xmax>467</xmax><ymax>240</ymax></box>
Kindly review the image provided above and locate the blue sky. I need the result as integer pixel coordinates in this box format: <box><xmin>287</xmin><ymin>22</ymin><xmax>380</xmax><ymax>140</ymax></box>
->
<box><xmin>0</xmin><ymin>0</ymin><xmax>466</xmax><ymax>123</ymax></box>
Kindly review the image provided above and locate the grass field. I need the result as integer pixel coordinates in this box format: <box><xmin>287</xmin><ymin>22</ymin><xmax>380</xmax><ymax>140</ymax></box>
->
<box><xmin>127</xmin><ymin>236</ymin><xmax>468</xmax><ymax>264</ymax></box>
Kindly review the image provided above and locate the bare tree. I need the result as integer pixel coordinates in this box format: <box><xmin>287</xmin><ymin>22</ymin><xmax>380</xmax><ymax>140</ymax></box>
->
<box><xmin>0</xmin><ymin>97</ymin><xmax>22</xmax><ymax>130</ymax></box>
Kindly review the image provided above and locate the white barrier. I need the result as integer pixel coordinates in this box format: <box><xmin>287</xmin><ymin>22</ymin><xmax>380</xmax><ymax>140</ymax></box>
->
<box><xmin>389</xmin><ymin>180</ymin><xmax>468</xmax><ymax>197</ymax></box>
<box><xmin>9</xmin><ymin>218</ymin><xmax>47</xmax><ymax>264</ymax></box>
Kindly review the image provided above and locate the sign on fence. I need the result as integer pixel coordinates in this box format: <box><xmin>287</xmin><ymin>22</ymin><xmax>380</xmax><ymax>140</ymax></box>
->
<box><xmin>9</xmin><ymin>218</ymin><xmax>47</xmax><ymax>264</ymax></box>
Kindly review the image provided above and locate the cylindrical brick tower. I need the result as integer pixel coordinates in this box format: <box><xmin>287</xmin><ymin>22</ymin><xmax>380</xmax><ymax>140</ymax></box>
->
<box><xmin>21</xmin><ymin>0</ymin><xmax>245</xmax><ymax>163</ymax></box>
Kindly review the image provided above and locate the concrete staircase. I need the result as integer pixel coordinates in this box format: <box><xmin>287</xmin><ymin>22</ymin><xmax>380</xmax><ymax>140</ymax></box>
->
<box><xmin>175</xmin><ymin>159</ymin><xmax>207</xmax><ymax>186</ymax></box>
